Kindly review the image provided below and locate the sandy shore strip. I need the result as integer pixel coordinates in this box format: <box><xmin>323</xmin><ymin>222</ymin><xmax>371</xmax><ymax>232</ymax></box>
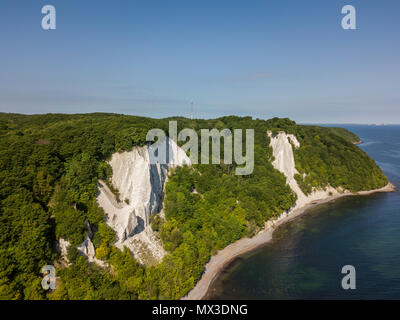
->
<box><xmin>183</xmin><ymin>182</ymin><xmax>396</xmax><ymax>300</ymax></box>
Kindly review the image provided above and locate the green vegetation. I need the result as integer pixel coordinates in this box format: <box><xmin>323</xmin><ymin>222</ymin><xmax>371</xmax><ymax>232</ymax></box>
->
<box><xmin>293</xmin><ymin>125</ymin><xmax>385</xmax><ymax>194</ymax></box>
<box><xmin>325</xmin><ymin>127</ymin><xmax>361</xmax><ymax>144</ymax></box>
<box><xmin>0</xmin><ymin>113</ymin><xmax>387</xmax><ymax>300</ymax></box>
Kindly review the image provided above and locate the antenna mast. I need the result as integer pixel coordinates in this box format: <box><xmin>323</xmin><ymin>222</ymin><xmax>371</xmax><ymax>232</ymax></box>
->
<box><xmin>190</xmin><ymin>101</ymin><xmax>194</xmax><ymax>120</ymax></box>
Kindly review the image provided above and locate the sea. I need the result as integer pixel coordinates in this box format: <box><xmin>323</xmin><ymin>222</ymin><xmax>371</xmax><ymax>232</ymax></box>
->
<box><xmin>205</xmin><ymin>125</ymin><xmax>400</xmax><ymax>299</ymax></box>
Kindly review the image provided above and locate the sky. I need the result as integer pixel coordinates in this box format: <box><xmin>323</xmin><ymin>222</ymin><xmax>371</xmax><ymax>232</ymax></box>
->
<box><xmin>0</xmin><ymin>0</ymin><xmax>399</xmax><ymax>123</ymax></box>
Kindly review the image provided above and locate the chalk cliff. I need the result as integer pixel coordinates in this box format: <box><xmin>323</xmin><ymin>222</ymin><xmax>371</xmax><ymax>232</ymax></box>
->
<box><xmin>97</xmin><ymin>137</ymin><xmax>191</xmax><ymax>265</ymax></box>
<box><xmin>268</xmin><ymin>131</ymin><xmax>339</xmax><ymax>210</ymax></box>
<box><xmin>57</xmin><ymin>220</ymin><xmax>105</xmax><ymax>267</ymax></box>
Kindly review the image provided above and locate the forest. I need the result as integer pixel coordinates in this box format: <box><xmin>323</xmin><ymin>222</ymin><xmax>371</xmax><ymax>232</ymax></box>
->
<box><xmin>0</xmin><ymin>113</ymin><xmax>388</xmax><ymax>299</ymax></box>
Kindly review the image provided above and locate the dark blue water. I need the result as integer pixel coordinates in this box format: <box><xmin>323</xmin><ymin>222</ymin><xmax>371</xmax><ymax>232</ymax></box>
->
<box><xmin>206</xmin><ymin>125</ymin><xmax>400</xmax><ymax>299</ymax></box>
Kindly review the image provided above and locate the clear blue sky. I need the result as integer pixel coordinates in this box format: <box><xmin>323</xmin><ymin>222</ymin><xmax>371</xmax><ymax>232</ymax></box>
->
<box><xmin>0</xmin><ymin>0</ymin><xmax>399</xmax><ymax>123</ymax></box>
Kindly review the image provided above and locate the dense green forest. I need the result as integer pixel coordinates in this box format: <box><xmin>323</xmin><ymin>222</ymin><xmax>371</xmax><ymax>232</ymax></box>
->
<box><xmin>0</xmin><ymin>113</ymin><xmax>387</xmax><ymax>299</ymax></box>
<box><xmin>325</xmin><ymin>127</ymin><xmax>361</xmax><ymax>144</ymax></box>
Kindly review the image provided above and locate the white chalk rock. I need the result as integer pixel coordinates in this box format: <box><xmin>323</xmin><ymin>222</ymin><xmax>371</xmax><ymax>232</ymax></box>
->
<box><xmin>268</xmin><ymin>131</ymin><xmax>339</xmax><ymax>209</ymax></box>
<box><xmin>57</xmin><ymin>238</ymin><xmax>71</xmax><ymax>264</ymax></box>
<box><xmin>76</xmin><ymin>220</ymin><xmax>106</xmax><ymax>267</ymax></box>
<box><xmin>58</xmin><ymin>221</ymin><xmax>105</xmax><ymax>267</ymax></box>
<box><xmin>97</xmin><ymin>137</ymin><xmax>191</xmax><ymax>265</ymax></box>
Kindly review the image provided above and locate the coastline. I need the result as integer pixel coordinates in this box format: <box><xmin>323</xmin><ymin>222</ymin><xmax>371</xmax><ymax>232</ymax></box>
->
<box><xmin>353</xmin><ymin>139</ymin><xmax>364</xmax><ymax>145</ymax></box>
<box><xmin>182</xmin><ymin>182</ymin><xmax>396</xmax><ymax>300</ymax></box>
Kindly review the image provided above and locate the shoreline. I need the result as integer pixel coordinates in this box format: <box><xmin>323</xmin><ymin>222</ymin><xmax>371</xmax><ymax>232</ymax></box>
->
<box><xmin>182</xmin><ymin>182</ymin><xmax>396</xmax><ymax>300</ymax></box>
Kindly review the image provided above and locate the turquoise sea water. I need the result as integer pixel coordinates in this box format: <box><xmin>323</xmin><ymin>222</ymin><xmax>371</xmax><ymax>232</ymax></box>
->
<box><xmin>206</xmin><ymin>125</ymin><xmax>400</xmax><ymax>299</ymax></box>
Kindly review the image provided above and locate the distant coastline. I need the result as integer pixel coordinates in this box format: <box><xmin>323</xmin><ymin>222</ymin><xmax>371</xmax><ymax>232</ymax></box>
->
<box><xmin>183</xmin><ymin>182</ymin><xmax>396</xmax><ymax>300</ymax></box>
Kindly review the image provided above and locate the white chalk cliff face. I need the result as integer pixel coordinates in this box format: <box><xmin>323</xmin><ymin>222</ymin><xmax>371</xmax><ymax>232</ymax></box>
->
<box><xmin>268</xmin><ymin>131</ymin><xmax>339</xmax><ymax>209</ymax></box>
<box><xmin>57</xmin><ymin>220</ymin><xmax>105</xmax><ymax>267</ymax></box>
<box><xmin>76</xmin><ymin>220</ymin><xmax>106</xmax><ymax>266</ymax></box>
<box><xmin>97</xmin><ymin>137</ymin><xmax>191</xmax><ymax>265</ymax></box>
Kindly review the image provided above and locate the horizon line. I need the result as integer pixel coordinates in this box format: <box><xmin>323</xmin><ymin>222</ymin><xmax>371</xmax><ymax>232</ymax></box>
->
<box><xmin>1</xmin><ymin>111</ymin><xmax>399</xmax><ymax>125</ymax></box>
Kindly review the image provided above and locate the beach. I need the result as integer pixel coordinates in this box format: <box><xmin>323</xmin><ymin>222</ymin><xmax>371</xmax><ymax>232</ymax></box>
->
<box><xmin>183</xmin><ymin>182</ymin><xmax>396</xmax><ymax>300</ymax></box>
